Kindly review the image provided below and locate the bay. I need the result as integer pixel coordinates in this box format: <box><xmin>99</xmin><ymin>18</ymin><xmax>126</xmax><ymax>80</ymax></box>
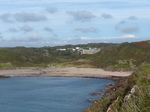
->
<box><xmin>0</xmin><ymin>77</ymin><xmax>114</xmax><ymax>112</ymax></box>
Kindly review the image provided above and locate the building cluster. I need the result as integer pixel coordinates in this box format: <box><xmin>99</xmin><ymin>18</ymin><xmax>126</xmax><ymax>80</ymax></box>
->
<box><xmin>56</xmin><ymin>47</ymin><xmax>100</xmax><ymax>55</ymax></box>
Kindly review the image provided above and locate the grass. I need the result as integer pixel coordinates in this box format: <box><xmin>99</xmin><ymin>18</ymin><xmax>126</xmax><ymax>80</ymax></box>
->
<box><xmin>52</xmin><ymin>59</ymin><xmax>95</xmax><ymax>68</ymax></box>
<box><xmin>89</xmin><ymin>40</ymin><xmax>150</xmax><ymax>69</ymax></box>
<box><xmin>120</xmin><ymin>64</ymin><xmax>150</xmax><ymax>112</ymax></box>
<box><xmin>0</xmin><ymin>62</ymin><xmax>15</xmax><ymax>69</ymax></box>
<box><xmin>121</xmin><ymin>83</ymin><xmax>150</xmax><ymax>112</ymax></box>
<box><xmin>18</xmin><ymin>66</ymin><xmax>43</xmax><ymax>70</ymax></box>
<box><xmin>105</xmin><ymin>59</ymin><xmax>136</xmax><ymax>71</ymax></box>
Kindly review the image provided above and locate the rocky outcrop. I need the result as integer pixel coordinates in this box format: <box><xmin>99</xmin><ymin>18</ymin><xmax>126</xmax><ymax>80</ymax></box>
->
<box><xmin>124</xmin><ymin>85</ymin><xmax>138</xmax><ymax>102</ymax></box>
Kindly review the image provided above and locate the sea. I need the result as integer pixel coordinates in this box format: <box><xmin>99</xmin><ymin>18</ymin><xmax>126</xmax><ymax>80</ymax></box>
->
<box><xmin>0</xmin><ymin>77</ymin><xmax>114</xmax><ymax>112</ymax></box>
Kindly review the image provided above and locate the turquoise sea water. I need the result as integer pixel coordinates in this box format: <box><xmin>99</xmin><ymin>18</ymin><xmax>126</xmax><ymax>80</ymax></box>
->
<box><xmin>0</xmin><ymin>77</ymin><xmax>114</xmax><ymax>112</ymax></box>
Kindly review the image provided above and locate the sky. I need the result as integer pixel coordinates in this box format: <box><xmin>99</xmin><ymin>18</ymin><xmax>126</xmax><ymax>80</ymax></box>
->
<box><xmin>0</xmin><ymin>0</ymin><xmax>150</xmax><ymax>47</ymax></box>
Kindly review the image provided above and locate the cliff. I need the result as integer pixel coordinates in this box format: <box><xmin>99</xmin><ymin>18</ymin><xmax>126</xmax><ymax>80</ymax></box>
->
<box><xmin>82</xmin><ymin>64</ymin><xmax>150</xmax><ymax>112</ymax></box>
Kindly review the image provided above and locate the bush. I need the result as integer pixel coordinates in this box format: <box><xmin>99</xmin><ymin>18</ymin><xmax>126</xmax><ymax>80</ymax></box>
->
<box><xmin>0</xmin><ymin>62</ymin><xmax>14</xmax><ymax>69</ymax></box>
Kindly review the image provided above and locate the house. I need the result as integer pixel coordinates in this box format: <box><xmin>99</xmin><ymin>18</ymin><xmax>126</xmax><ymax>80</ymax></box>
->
<box><xmin>56</xmin><ymin>48</ymin><xmax>66</xmax><ymax>51</ymax></box>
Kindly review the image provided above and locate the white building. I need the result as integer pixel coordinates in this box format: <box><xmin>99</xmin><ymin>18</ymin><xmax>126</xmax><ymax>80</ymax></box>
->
<box><xmin>56</xmin><ymin>48</ymin><xmax>66</xmax><ymax>51</ymax></box>
<box><xmin>81</xmin><ymin>48</ymin><xmax>100</xmax><ymax>54</ymax></box>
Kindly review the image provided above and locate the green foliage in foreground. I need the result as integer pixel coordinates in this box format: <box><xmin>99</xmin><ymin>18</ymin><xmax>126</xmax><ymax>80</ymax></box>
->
<box><xmin>121</xmin><ymin>64</ymin><xmax>150</xmax><ymax>112</ymax></box>
<box><xmin>82</xmin><ymin>64</ymin><xmax>150</xmax><ymax>112</ymax></box>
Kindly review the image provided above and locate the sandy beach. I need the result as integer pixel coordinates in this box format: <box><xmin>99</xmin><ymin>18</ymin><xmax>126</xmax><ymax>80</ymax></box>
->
<box><xmin>0</xmin><ymin>67</ymin><xmax>132</xmax><ymax>78</ymax></box>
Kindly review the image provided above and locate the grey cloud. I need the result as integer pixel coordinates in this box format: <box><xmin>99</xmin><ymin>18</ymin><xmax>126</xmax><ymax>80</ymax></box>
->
<box><xmin>115</xmin><ymin>20</ymin><xmax>139</xmax><ymax>33</ymax></box>
<box><xmin>52</xmin><ymin>34</ymin><xmax>58</xmax><ymax>37</ymax></box>
<box><xmin>115</xmin><ymin>21</ymin><xmax>124</xmax><ymax>30</ymax></box>
<box><xmin>43</xmin><ymin>27</ymin><xmax>53</xmax><ymax>32</ymax></box>
<box><xmin>20</xmin><ymin>25</ymin><xmax>33</xmax><ymax>32</ymax></box>
<box><xmin>27</xmin><ymin>33</ymin><xmax>41</xmax><ymax>41</ymax></box>
<box><xmin>75</xmin><ymin>27</ymin><xmax>99</xmax><ymax>33</ymax></box>
<box><xmin>120</xmin><ymin>27</ymin><xmax>139</xmax><ymax>33</ymax></box>
<box><xmin>12</xmin><ymin>33</ymin><xmax>42</xmax><ymax>42</ymax></box>
<box><xmin>43</xmin><ymin>27</ymin><xmax>58</xmax><ymax>37</ymax></box>
<box><xmin>0</xmin><ymin>13</ymin><xmax>14</xmax><ymax>23</ymax></box>
<box><xmin>14</xmin><ymin>12</ymin><xmax>47</xmax><ymax>22</ymax></box>
<box><xmin>1</xmin><ymin>34</ymin><xmax>44</xmax><ymax>47</ymax></box>
<box><xmin>67</xmin><ymin>10</ymin><xmax>96</xmax><ymax>22</ymax></box>
<box><xmin>115</xmin><ymin>24</ymin><xmax>139</xmax><ymax>33</ymax></box>
<box><xmin>46</xmin><ymin>7</ymin><xmax>58</xmax><ymax>13</ymax></box>
<box><xmin>119</xmin><ymin>21</ymin><xmax>126</xmax><ymax>24</ymax></box>
<box><xmin>9</xmin><ymin>28</ymin><xmax>18</xmax><ymax>32</ymax></box>
<box><xmin>128</xmin><ymin>16</ymin><xmax>138</xmax><ymax>20</ymax></box>
<box><xmin>101</xmin><ymin>13</ymin><xmax>113</xmax><ymax>19</ymax></box>
<box><xmin>115</xmin><ymin>25</ymin><xmax>120</xmax><ymax>30</ymax></box>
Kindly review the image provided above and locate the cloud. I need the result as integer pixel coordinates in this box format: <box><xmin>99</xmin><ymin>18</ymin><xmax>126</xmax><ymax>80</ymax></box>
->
<box><xmin>120</xmin><ymin>34</ymin><xmax>136</xmax><ymax>38</ymax></box>
<box><xmin>14</xmin><ymin>12</ymin><xmax>47</xmax><ymax>22</ymax></box>
<box><xmin>0</xmin><ymin>34</ymin><xmax>142</xmax><ymax>47</ymax></box>
<box><xmin>75</xmin><ymin>27</ymin><xmax>99</xmax><ymax>33</ymax></box>
<box><xmin>43</xmin><ymin>27</ymin><xmax>58</xmax><ymax>37</ymax></box>
<box><xmin>1</xmin><ymin>33</ymin><xmax>46</xmax><ymax>47</ymax></box>
<box><xmin>128</xmin><ymin>16</ymin><xmax>138</xmax><ymax>20</ymax></box>
<box><xmin>27</xmin><ymin>33</ymin><xmax>42</xmax><ymax>41</ymax></box>
<box><xmin>119</xmin><ymin>21</ymin><xmax>126</xmax><ymax>24</ymax></box>
<box><xmin>101</xmin><ymin>13</ymin><xmax>113</xmax><ymax>19</ymax></box>
<box><xmin>120</xmin><ymin>26</ymin><xmax>139</xmax><ymax>33</ymax></box>
<box><xmin>20</xmin><ymin>25</ymin><xmax>33</xmax><ymax>32</ymax></box>
<box><xmin>63</xmin><ymin>34</ymin><xmax>137</xmax><ymax>44</ymax></box>
<box><xmin>43</xmin><ymin>27</ymin><xmax>53</xmax><ymax>32</ymax></box>
<box><xmin>115</xmin><ymin>20</ymin><xmax>139</xmax><ymax>33</ymax></box>
<box><xmin>62</xmin><ymin>34</ymin><xmax>137</xmax><ymax>45</ymax></box>
<box><xmin>0</xmin><ymin>13</ymin><xmax>14</xmax><ymax>23</ymax></box>
<box><xmin>0</xmin><ymin>12</ymin><xmax>47</xmax><ymax>23</ymax></box>
<box><xmin>115</xmin><ymin>25</ymin><xmax>139</xmax><ymax>33</ymax></box>
<box><xmin>67</xmin><ymin>10</ymin><xmax>96</xmax><ymax>22</ymax></box>
<box><xmin>80</xmin><ymin>34</ymin><xmax>136</xmax><ymax>40</ymax></box>
<box><xmin>12</xmin><ymin>33</ymin><xmax>42</xmax><ymax>42</ymax></box>
<box><xmin>46</xmin><ymin>7</ymin><xmax>58</xmax><ymax>13</ymax></box>
<box><xmin>9</xmin><ymin>28</ymin><xmax>18</xmax><ymax>32</ymax></box>
<box><xmin>0</xmin><ymin>0</ymin><xmax>149</xmax><ymax>47</ymax></box>
<box><xmin>7</xmin><ymin>35</ymin><xmax>61</xmax><ymax>47</ymax></box>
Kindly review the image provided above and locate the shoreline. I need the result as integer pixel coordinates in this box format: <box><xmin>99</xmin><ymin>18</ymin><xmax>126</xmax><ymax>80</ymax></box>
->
<box><xmin>0</xmin><ymin>67</ymin><xmax>132</xmax><ymax>79</ymax></box>
<box><xmin>0</xmin><ymin>67</ymin><xmax>132</xmax><ymax>112</ymax></box>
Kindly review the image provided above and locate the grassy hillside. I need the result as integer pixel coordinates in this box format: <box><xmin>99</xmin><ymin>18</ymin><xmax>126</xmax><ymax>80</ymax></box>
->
<box><xmin>89</xmin><ymin>40</ymin><xmax>150</xmax><ymax>70</ymax></box>
<box><xmin>0</xmin><ymin>43</ymin><xmax>113</xmax><ymax>69</ymax></box>
<box><xmin>51</xmin><ymin>40</ymin><xmax>150</xmax><ymax>69</ymax></box>
<box><xmin>0</xmin><ymin>47</ymin><xmax>51</xmax><ymax>68</ymax></box>
<box><xmin>0</xmin><ymin>40</ymin><xmax>149</xmax><ymax>69</ymax></box>
<box><xmin>82</xmin><ymin>64</ymin><xmax>150</xmax><ymax>112</ymax></box>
